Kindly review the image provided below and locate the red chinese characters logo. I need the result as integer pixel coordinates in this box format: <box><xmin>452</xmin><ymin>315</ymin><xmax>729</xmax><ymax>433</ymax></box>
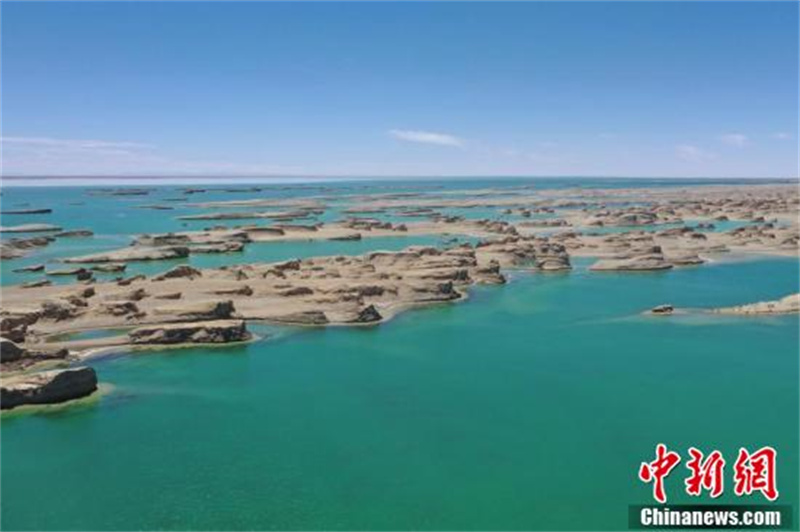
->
<box><xmin>685</xmin><ymin>447</ymin><xmax>725</xmax><ymax>498</ymax></box>
<box><xmin>733</xmin><ymin>446</ymin><xmax>779</xmax><ymax>501</ymax></box>
<box><xmin>639</xmin><ymin>443</ymin><xmax>682</xmax><ymax>503</ymax></box>
<box><xmin>638</xmin><ymin>444</ymin><xmax>778</xmax><ymax>503</ymax></box>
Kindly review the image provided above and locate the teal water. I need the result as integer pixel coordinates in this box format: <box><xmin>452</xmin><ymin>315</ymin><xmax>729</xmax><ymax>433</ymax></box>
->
<box><xmin>1</xmin><ymin>179</ymin><xmax>798</xmax><ymax>530</ymax></box>
<box><xmin>45</xmin><ymin>328</ymin><xmax>132</xmax><ymax>342</ymax></box>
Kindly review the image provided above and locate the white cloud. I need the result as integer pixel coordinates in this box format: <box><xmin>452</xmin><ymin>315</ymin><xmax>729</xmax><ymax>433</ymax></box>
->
<box><xmin>675</xmin><ymin>144</ymin><xmax>716</xmax><ymax>163</ymax></box>
<box><xmin>2</xmin><ymin>136</ymin><xmax>153</xmax><ymax>152</ymax></box>
<box><xmin>772</xmin><ymin>132</ymin><xmax>792</xmax><ymax>140</ymax></box>
<box><xmin>0</xmin><ymin>135</ymin><xmax>299</xmax><ymax>176</ymax></box>
<box><xmin>719</xmin><ymin>133</ymin><xmax>749</xmax><ymax>148</ymax></box>
<box><xmin>388</xmin><ymin>129</ymin><xmax>464</xmax><ymax>148</ymax></box>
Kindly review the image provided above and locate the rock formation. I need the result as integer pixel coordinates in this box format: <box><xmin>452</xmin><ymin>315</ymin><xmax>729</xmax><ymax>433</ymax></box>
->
<box><xmin>128</xmin><ymin>320</ymin><xmax>250</xmax><ymax>344</ymax></box>
<box><xmin>710</xmin><ymin>293</ymin><xmax>800</xmax><ymax>315</ymax></box>
<box><xmin>1</xmin><ymin>367</ymin><xmax>98</xmax><ymax>410</ymax></box>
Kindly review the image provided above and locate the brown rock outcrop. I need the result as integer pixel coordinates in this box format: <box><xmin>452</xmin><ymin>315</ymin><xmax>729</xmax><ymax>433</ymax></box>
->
<box><xmin>153</xmin><ymin>265</ymin><xmax>202</xmax><ymax>281</ymax></box>
<box><xmin>1</xmin><ymin>367</ymin><xmax>98</xmax><ymax>410</ymax></box>
<box><xmin>151</xmin><ymin>300</ymin><xmax>236</xmax><ymax>321</ymax></box>
<box><xmin>128</xmin><ymin>320</ymin><xmax>250</xmax><ymax>345</ymax></box>
<box><xmin>0</xmin><ymin>338</ymin><xmax>26</xmax><ymax>363</ymax></box>
<box><xmin>64</xmin><ymin>246</ymin><xmax>190</xmax><ymax>263</ymax></box>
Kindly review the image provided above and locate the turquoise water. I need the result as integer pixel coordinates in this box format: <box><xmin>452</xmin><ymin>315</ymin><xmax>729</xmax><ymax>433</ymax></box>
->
<box><xmin>46</xmin><ymin>328</ymin><xmax>132</xmax><ymax>342</ymax></box>
<box><xmin>1</xmin><ymin>179</ymin><xmax>798</xmax><ymax>530</ymax></box>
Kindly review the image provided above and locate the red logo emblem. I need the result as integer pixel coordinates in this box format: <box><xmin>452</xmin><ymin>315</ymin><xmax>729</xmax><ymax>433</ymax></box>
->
<box><xmin>685</xmin><ymin>447</ymin><xmax>725</xmax><ymax>498</ymax></box>
<box><xmin>638</xmin><ymin>444</ymin><xmax>779</xmax><ymax>502</ymax></box>
<box><xmin>638</xmin><ymin>443</ymin><xmax>682</xmax><ymax>503</ymax></box>
<box><xmin>733</xmin><ymin>446</ymin><xmax>779</xmax><ymax>501</ymax></box>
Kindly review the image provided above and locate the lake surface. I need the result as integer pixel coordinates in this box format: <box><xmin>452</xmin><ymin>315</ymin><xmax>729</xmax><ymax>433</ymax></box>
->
<box><xmin>1</xmin><ymin>178</ymin><xmax>797</xmax><ymax>530</ymax></box>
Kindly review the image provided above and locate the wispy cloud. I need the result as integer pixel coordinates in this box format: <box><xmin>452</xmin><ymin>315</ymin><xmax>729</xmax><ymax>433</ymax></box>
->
<box><xmin>3</xmin><ymin>136</ymin><xmax>150</xmax><ymax>148</ymax></box>
<box><xmin>1</xmin><ymin>135</ymin><xmax>299</xmax><ymax>176</ymax></box>
<box><xmin>388</xmin><ymin>129</ymin><xmax>465</xmax><ymax>148</ymax></box>
<box><xmin>675</xmin><ymin>144</ymin><xmax>716</xmax><ymax>163</ymax></box>
<box><xmin>772</xmin><ymin>132</ymin><xmax>792</xmax><ymax>140</ymax></box>
<box><xmin>2</xmin><ymin>136</ymin><xmax>153</xmax><ymax>153</ymax></box>
<box><xmin>719</xmin><ymin>133</ymin><xmax>749</xmax><ymax>148</ymax></box>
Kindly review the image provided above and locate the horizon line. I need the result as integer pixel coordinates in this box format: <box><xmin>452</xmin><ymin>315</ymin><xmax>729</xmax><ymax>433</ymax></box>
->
<box><xmin>2</xmin><ymin>174</ymin><xmax>798</xmax><ymax>181</ymax></box>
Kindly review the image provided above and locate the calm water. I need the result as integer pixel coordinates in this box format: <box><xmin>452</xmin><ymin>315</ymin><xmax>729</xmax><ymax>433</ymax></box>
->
<box><xmin>1</xmin><ymin>179</ymin><xmax>798</xmax><ymax>530</ymax></box>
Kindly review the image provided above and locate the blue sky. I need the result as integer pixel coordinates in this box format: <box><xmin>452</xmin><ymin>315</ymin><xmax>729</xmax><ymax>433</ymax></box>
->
<box><xmin>1</xmin><ymin>1</ymin><xmax>797</xmax><ymax>178</ymax></box>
